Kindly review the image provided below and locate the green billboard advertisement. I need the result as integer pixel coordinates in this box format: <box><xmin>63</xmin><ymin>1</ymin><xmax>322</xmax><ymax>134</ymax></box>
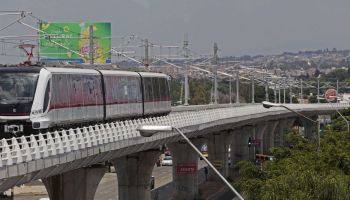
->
<box><xmin>39</xmin><ymin>22</ymin><xmax>111</xmax><ymax>64</ymax></box>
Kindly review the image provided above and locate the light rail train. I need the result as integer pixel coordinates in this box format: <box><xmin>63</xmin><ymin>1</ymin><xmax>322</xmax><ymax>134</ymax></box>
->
<box><xmin>0</xmin><ymin>66</ymin><xmax>171</xmax><ymax>138</ymax></box>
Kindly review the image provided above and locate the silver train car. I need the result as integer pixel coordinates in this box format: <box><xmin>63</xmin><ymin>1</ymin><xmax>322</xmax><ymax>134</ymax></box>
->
<box><xmin>0</xmin><ymin>66</ymin><xmax>171</xmax><ymax>138</ymax></box>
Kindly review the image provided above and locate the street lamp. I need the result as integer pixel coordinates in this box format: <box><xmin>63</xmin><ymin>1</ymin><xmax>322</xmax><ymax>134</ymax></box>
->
<box><xmin>137</xmin><ymin>125</ymin><xmax>244</xmax><ymax>200</ymax></box>
<box><xmin>262</xmin><ymin>101</ymin><xmax>321</xmax><ymax>157</ymax></box>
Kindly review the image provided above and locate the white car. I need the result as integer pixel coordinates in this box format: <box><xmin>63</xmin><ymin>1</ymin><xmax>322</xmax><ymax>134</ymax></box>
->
<box><xmin>161</xmin><ymin>156</ymin><xmax>173</xmax><ymax>166</ymax></box>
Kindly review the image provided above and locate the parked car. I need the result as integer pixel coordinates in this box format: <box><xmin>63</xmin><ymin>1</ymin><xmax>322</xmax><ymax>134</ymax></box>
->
<box><xmin>161</xmin><ymin>156</ymin><xmax>173</xmax><ymax>166</ymax></box>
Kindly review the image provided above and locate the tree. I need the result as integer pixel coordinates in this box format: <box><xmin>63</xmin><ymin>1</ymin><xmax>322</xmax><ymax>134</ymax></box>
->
<box><xmin>308</xmin><ymin>95</ymin><xmax>318</xmax><ymax>103</ymax></box>
<box><xmin>234</xmin><ymin>116</ymin><xmax>350</xmax><ymax>200</ymax></box>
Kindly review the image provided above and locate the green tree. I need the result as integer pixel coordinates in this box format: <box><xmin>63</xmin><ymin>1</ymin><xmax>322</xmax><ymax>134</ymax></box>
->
<box><xmin>308</xmin><ymin>95</ymin><xmax>318</xmax><ymax>103</ymax></box>
<box><xmin>234</xmin><ymin>117</ymin><xmax>350</xmax><ymax>200</ymax></box>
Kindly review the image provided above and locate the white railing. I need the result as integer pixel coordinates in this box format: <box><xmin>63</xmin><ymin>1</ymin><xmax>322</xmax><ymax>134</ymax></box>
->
<box><xmin>0</xmin><ymin>103</ymin><xmax>348</xmax><ymax>168</ymax></box>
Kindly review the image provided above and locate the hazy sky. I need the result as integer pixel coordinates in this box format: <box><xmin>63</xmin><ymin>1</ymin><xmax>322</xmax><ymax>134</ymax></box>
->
<box><xmin>1</xmin><ymin>0</ymin><xmax>350</xmax><ymax>61</ymax></box>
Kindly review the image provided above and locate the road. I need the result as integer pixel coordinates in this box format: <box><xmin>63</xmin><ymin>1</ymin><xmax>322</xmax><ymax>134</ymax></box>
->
<box><xmin>10</xmin><ymin>160</ymin><xmax>207</xmax><ymax>200</ymax></box>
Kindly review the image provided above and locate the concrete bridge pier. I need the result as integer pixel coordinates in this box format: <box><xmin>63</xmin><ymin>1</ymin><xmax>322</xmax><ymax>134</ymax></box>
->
<box><xmin>111</xmin><ymin>150</ymin><xmax>161</xmax><ymax>200</ymax></box>
<box><xmin>228</xmin><ymin>126</ymin><xmax>254</xmax><ymax>180</ymax></box>
<box><xmin>274</xmin><ymin>118</ymin><xmax>296</xmax><ymax>147</ymax></box>
<box><xmin>168</xmin><ymin>138</ymin><xmax>205</xmax><ymax>200</ymax></box>
<box><xmin>300</xmin><ymin>116</ymin><xmax>318</xmax><ymax>141</ymax></box>
<box><xmin>262</xmin><ymin>121</ymin><xmax>279</xmax><ymax>153</ymax></box>
<box><xmin>255</xmin><ymin>123</ymin><xmax>268</xmax><ymax>154</ymax></box>
<box><xmin>206</xmin><ymin>132</ymin><xmax>230</xmax><ymax>181</ymax></box>
<box><xmin>42</xmin><ymin>165</ymin><xmax>106</xmax><ymax>200</ymax></box>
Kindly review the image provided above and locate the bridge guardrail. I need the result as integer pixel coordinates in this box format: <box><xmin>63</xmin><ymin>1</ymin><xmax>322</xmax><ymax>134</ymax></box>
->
<box><xmin>0</xmin><ymin>103</ymin><xmax>349</xmax><ymax>168</ymax></box>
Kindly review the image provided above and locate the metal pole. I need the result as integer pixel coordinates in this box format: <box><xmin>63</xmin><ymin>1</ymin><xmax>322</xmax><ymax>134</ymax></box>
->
<box><xmin>337</xmin><ymin>79</ymin><xmax>339</xmax><ymax>102</ymax></box>
<box><xmin>265</xmin><ymin>81</ymin><xmax>269</xmax><ymax>102</ymax></box>
<box><xmin>229</xmin><ymin>76</ymin><xmax>232</xmax><ymax>104</ymax></box>
<box><xmin>278</xmin><ymin>81</ymin><xmax>281</xmax><ymax>103</ymax></box>
<box><xmin>328</xmin><ymin>102</ymin><xmax>350</xmax><ymax>133</ymax></box>
<box><xmin>184</xmin><ymin>71</ymin><xmax>189</xmax><ymax>105</ymax></box>
<box><xmin>317</xmin><ymin>121</ymin><xmax>320</xmax><ymax>158</ymax></box>
<box><xmin>317</xmin><ymin>77</ymin><xmax>320</xmax><ymax>103</ymax></box>
<box><xmin>184</xmin><ymin>36</ymin><xmax>189</xmax><ymax>106</ymax></box>
<box><xmin>37</xmin><ymin>20</ymin><xmax>41</xmax><ymax>63</ymax></box>
<box><xmin>236</xmin><ymin>71</ymin><xmax>240</xmax><ymax>104</ymax></box>
<box><xmin>300</xmin><ymin>79</ymin><xmax>303</xmax><ymax>104</ymax></box>
<box><xmin>289</xmin><ymin>84</ymin><xmax>292</xmax><ymax>104</ymax></box>
<box><xmin>251</xmin><ymin>75</ymin><xmax>255</xmax><ymax>103</ymax></box>
<box><xmin>274</xmin><ymin>83</ymin><xmax>277</xmax><ymax>103</ymax></box>
<box><xmin>144</xmin><ymin>38</ymin><xmax>149</xmax><ymax>67</ymax></box>
<box><xmin>173</xmin><ymin>127</ymin><xmax>244</xmax><ymax>200</ymax></box>
<box><xmin>283</xmin><ymin>80</ymin><xmax>286</xmax><ymax>104</ymax></box>
<box><xmin>179</xmin><ymin>81</ymin><xmax>183</xmax><ymax>105</ymax></box>
<box><xmin>89</xmin><ymin>25</ymin><xmax>94</xmax><ymax>65</ymax></box>
<box><xmin>213</xmin><ymin>43</ymin><xmax>218</xmax><ymax>104</ymax></box>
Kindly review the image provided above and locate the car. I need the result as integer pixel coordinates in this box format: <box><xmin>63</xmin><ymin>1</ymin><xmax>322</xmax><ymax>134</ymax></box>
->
<box><xmin>161</xmin><ymin>156</ymin><xmax>173</xmax><ymax>166</ymax></box>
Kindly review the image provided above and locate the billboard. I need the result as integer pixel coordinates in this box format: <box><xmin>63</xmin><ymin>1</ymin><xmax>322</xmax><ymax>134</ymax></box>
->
<box><xmin>39</xmin><ymin>22</ymin><xmax>111</xmax><ymax>64</ymax></box>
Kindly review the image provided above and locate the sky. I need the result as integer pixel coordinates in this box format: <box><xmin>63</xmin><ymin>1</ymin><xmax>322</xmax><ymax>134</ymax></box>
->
<box><xmin>1</xmin><ymin>0</ymin><xmax>350</xmax><ymax>63</ymax></box>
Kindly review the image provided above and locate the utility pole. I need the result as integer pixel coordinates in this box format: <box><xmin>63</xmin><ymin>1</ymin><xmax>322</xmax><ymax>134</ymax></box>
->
<box><xmin>229</xmin><ymin>76</ymin><xmax>232</xmax><ymax>104</ymax></box>
<box><xmin>265</xmin><ymin>80</ymin><xmax>269</xmax><ymax>102</ymax></box>
<box><xmin>144</xmin><ymin>38</ymin><xmax>149</xmax><ymax>67</ymax></box>
<box><xmin>236</xmin><ymin>70</ymin><xmax>240</xmax><ymax>104</ymax></box>
<box><xmin>89</xmin><ymin>25</ymin><xmax>94</xmax><ymax>65</ymax></box>
<box><xmin>300</xmin><ymin>79</ymin><xmax>303</xmax><ymax>104</ymax></box>
<box><xmin>210</xmin><ymin>78</ymin><xmax>215</xmax><ymax>104</ymax></box>
<box><xmin>337</xmin><ymin>79</ymin><xmax>339</xmax><ymax>101</ymax></box>
<box><xmin>317</xmin><ymin>77</ymin><xmax>320</xmax><ymax>103</ymax></box>
<box><xmin>278</xmin><ymin>81</ymin><xmax>281</xmax><ymax>103</ymax></box>
<box><xmin>183</xmin><ymin>34</ymin><xmax>189</xmax><ymax>106</ymax></box>
<box><xmin>274</xmin><ymin>82</ymin><xmax>277</xmax><ymax>103</ymax></box>
<box><xmin>213</xmin><ymin>43</ymin><xmax>218</xmax><ymax>104</ymax></box>
<box><xmin>251</xmin><ymin>75</ymin><xmax>255</xmax><ymax>103</ymax></box>
<box><xmin>289</xmin><ymin>84</ymin><xmax>293</xmax><ymax>103</ymax></box>
<box><xmin>283</xmin><ymin>79</ymin><xmax>286</xmax><ymax>104</ymax></box>
<box><xmin>37</xmin><ymin>20</ymin><xmax>41</xmax><ymax>63</ymax></box>
<box><xmin>179</xmin><ymin>81</ymin><xmax>183</xmax><ymax>104</ymax></box>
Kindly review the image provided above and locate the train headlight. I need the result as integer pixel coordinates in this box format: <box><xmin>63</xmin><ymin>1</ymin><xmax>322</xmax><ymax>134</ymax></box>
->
<box><xmin>4</xmin><ymin>125</ymin><xmax>24</xmax><ymax>134</ymax></box>
<box><xmin>31</xmin><ymin>109</ymin><xmax>44</xmax><ymax>115</ymax></box>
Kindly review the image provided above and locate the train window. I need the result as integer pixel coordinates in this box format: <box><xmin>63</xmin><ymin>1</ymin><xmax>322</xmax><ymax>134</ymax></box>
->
<box><xmin>153</xmin><ymin>78</ymin><xmax>160</xmax><ymax>101</ymax></box>
<box><xmin>70</xmin><ymin>75</ymin><xmax>84</xmax><ymax>106</ymax></box>
<box><xmin>165</xmin><ymin>79</ymin><xmax>170</xmax><ymax>100</ymax></box>
<box><xmin>159</xmin><ymin>78</ymin><xmax>163</xmax><ymax>100</ymax></box>
<box><xmin>128</xmin><ymin>77</ymin><xmax>139</xmax><ymax>103</ymax></box>
<box><xmin>144</xmin><ymin>77</ymin><xmax>153</xmax><ymax>102</ymax></box>
<box><xmin>158</xmin><ymin>78</ymin><xmax>163</xmax><ymax>100</ymax></box>
<box><xmin>163</xmin><ymin>78</ymin><xmax>169</xmax><ymax>100</ymax></box>
<box><xmin>43</xmin><ymin>80</ymin><xmax>50</xmax><ymax>112</ymax></box>
<box><xmin>52</xmin><ymin>74</ymin><xmax>69</xmax><ymax>108</ymax></box>
<box><xmin>120</xmin><ymin>76</ymin><xmax>128</xmax><ymax>102</ymax></box>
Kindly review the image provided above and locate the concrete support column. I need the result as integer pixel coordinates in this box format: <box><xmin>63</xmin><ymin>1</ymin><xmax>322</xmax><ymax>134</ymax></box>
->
<box><xmin>274</xmin><ymin>118</ymin><xmax>296</xmax><ymax>147</ymax></box>
<box><xmin>42</xmin><ymin>166</ymin><xmax>106</xmax><ymax>200</ymax></box>
<box><xmin>111</xmin><ymin>150</ymin><xmax>161</xmax><ymax>200</ymax></box>
<box><xmin>228</xmin><ymin>127</ymin><xmax>254</xmax><ymax>180</ymax></box>
<box><xmin>263</xmin><ymin>121</ymin><xmax>279</xmax><ymax>153</ymax></box>
<box><xmin>300</xmin><ymin>116</ymin><xmax>318</xmax><ymax>140</ymax></box>
<box><xmin>168</xmin><ymin>138</ymin><xmax>204</xmax><ymax>200</ymax></box>
<box><xmin>255</xmin><ymin>123</ymin><xmax>268</xmax><ymax>154</ymax></box>
<box><xmin>206</xmin><ymin>133</ymin><xmax>230</xmax><ymax>181</ymax></box>
<box><xmin>274</xmin><ymin>120</ymin><xmax>287</xmax><ymax>147</ymax></box>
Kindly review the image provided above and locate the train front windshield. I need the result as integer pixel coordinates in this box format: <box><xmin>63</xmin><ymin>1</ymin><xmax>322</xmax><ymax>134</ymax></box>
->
<box><xmin>0</xmin><ymin>73</ymin><xmax>38</xmax><ymax>105</ymax></box>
